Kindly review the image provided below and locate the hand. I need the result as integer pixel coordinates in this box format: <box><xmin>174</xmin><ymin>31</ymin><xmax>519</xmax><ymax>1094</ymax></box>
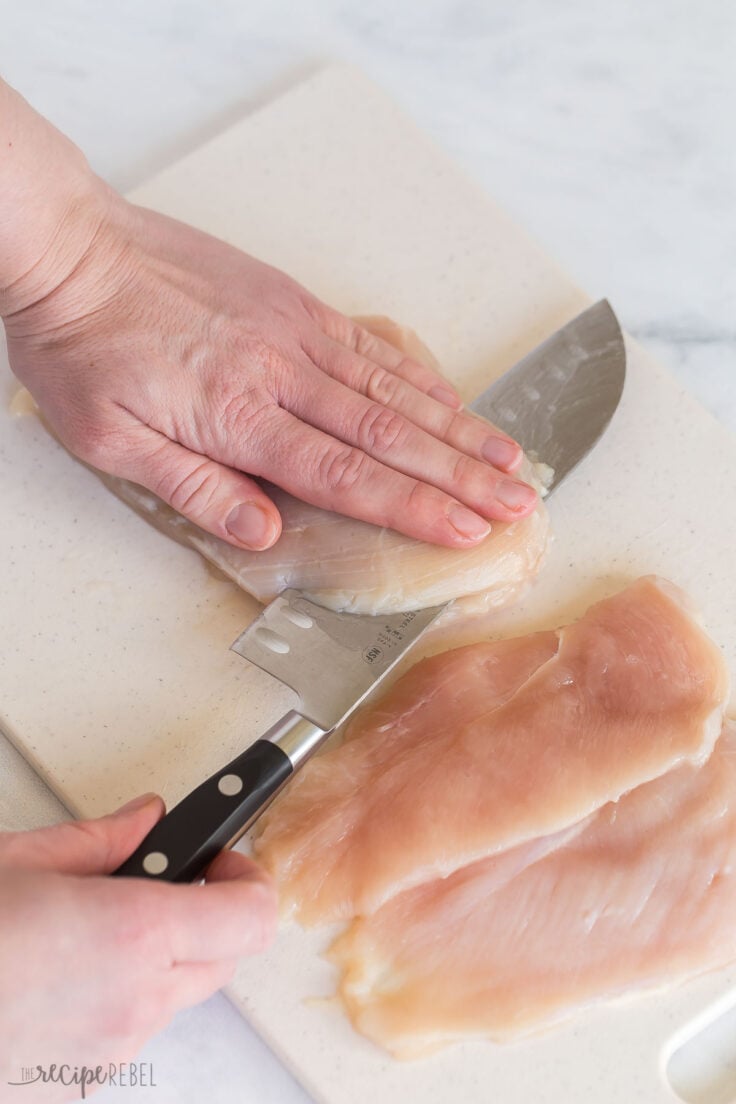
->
<box><xmin>0</xmin><ymin>794</ymin><xmax>276</xmax><ymax>1100</ymax></box>
<box><xmin>3</xmin><ymin>188</ymin><xmax>537</xmax><ymax>552</ymax></box>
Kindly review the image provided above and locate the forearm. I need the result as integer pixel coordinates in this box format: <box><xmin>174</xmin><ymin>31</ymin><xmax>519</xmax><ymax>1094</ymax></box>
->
<box><xmin>0</xmin><ymin>77</ymin><xmax>108</xmax><ymax>319</ymax></box>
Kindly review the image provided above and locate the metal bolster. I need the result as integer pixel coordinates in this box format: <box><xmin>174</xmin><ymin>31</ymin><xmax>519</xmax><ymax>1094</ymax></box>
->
<box><xmin>261</xmin><ymin>709</ymin><xmax>329</xmax><ymax>769</ymax></box>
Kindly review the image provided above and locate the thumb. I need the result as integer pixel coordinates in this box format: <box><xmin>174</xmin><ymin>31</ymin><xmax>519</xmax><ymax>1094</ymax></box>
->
<box><xmin>113</xmin><ymin>425</ymin><xmax>283</xmax><ymax>552</ymax></box>
<box><xmin>0</xmin><ymin>792</ymin><xmax>165</xmax><ymax>876</ymax></box>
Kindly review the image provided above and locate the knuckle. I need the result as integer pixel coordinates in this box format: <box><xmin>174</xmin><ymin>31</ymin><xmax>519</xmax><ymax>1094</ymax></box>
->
<box><xmin>351</xmin><ymin>327</ymin><xmax>379</xmax><ymax>358</ymax></box>
<box><xmin>219</xmin><ymin>383</ymin><xmax>275</xmax><ymax>444</ymax></box>
<box><xmin>245</xmin><ymin>338</ymin><xmax>287</xmax><ymax>378</ymax></box>
<box><xmin>315</xmin><ymin>307</ymin><xmax>356</xmax><ymax>344</ymax></box>
<box><xmin>364</xmin><ymin>364</ymin><xmax>401</xmax><ymax>406</ymax></box>
<box><xmin>404</xmin><ymin>478</ymin><xmax>437</xmax><ymax>518</ymax></box>
<box><xmin>299</xmin><ymin>295</ymin><xmax>331</xmax><ymax>327</ymax></box>
<box><xmin>357</xmin><ymin>403</ymin><xmax>408</xmax><ymax>455</ymax></box>
<box><xmin>406</xmin><ymin>479</ymin><xmax>429</xmax><ymax>509</ymax></box>
<box><xmin>161</xmin><ymin>459</ymin><xmax>221</xmax><ymax>517</ymax></box>
<box><xmin>450</xmin><ymin>450</ymin><xmax>480</xmax><ymax>487</ymax></box>
<box><xmin>218</xmin><ymin>321</ymin><xmax>290</xmax><ymax>379</ymax></box>
<box><xmin>439</xmin><ymin>408</ymin><xmax>465</xmax><ymax>443</ymax></box>
<box><xmin>318</xmin><ymin>444</ymin><xmax>369</xmax><ymax>494</ymax></box>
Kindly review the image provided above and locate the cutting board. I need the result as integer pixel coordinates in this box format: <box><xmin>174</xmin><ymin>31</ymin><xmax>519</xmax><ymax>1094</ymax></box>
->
<box><xmin>2</xmin><ymin>65</ymin><xmax>736</xmax><ymax>1104</ymax></box>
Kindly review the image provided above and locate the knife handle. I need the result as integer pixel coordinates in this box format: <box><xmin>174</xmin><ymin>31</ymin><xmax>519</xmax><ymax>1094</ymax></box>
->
<box><xmin>111</xmin><ymin>711</ymin><xmax>326</xmax><ymax>883</ymax></box>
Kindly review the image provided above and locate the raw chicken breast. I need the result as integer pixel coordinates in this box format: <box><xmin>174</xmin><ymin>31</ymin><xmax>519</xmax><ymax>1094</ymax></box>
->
<box><xmin>105</xmin><ymin>316</ymin><xmax>550</xmax><ymax>614</ymax></box>
<box><xmin>331</xmin><ymin>721</ymin><xmax>736</xmax><ymax>1058</ymax></box>
<box><xmin>253</xmin><ymin>577</ymin><xmax>729</xmax><ymax>922</ymax></box>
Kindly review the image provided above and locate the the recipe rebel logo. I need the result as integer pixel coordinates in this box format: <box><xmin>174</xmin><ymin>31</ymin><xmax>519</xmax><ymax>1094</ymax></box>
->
<box><xmin>8</xmin><ymin>1062</ymin><xmax>157</xmax><ymax>1097</ymax></box>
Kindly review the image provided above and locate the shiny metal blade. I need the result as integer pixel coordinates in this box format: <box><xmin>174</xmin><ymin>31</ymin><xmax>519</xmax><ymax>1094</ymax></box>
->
<box><xmin>231</xmin><ymin>590</ymin><xmax>443</xmax><ymax>730</ymax></box>
<box><xmin>470</xmin><ymin>300</ymin><xmax>626</xmax><ymax>490</ymax></box>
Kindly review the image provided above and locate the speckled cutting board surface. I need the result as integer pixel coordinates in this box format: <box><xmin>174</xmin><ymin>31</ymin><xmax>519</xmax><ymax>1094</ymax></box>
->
<box><xmin>2</xmin><ymin>65</ymin><xmax>736</xmax><ymax>1104</ymax></box>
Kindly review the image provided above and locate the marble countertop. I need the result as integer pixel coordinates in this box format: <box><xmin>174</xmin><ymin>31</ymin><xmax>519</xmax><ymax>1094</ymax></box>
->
<box><xmin>1</xmin><ymin>2</ymin><xmax>733</xmax><ymax>1101</ymax></box>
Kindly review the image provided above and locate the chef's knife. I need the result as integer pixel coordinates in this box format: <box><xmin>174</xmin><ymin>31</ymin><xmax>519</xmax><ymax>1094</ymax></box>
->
<box><xmin>113</xmin><ymin>299</ymin><xmax>626</xmax><ymax>882</ymax></box>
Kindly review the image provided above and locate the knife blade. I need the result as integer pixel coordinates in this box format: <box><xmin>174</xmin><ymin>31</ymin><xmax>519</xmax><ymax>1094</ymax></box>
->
<box><xmin>113</xmin><ymin>299</ymin><xmax>626</xmax><ymax>882</ymax></box>
<box><xmin>471</xmin><ymin>299</ymin><xmax>626</xmax><ymax>491</ymax></box>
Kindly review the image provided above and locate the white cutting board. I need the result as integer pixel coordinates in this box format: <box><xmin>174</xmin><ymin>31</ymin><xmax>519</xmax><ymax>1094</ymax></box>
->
<box><xmin>2</xmin><ymin>65</ymin><xmax>736</xmax><ymax>1104</ymax></box>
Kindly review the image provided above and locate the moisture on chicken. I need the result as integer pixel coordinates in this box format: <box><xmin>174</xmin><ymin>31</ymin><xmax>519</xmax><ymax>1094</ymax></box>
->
<box><xmin>253</xmin><ymin>577</ymin><xmax>729</xmax><ymax>922</ymax></box>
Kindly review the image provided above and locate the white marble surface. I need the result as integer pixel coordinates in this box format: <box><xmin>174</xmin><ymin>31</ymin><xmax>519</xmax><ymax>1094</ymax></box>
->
<box><xmin>0</xmin><ymin>2</ymin><xmax>734</xmax><ymax>1102</ymax></box>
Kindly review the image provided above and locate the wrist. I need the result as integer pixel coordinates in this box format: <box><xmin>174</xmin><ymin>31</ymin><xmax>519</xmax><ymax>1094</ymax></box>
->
<box><xmin>0</xmin><ymin>79</ymin><xmax>116</xmax><ymax>320</ymax></box>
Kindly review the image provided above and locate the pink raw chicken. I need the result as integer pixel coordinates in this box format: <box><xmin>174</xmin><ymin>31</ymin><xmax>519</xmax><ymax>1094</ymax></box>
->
<box><xmin>331</xmin><ymin>720</ymin><xmax>736</xmax><ymax>1058</ymax></box>
<box><xmin>106</xmin><ymin>316</ymin><xmax>550</xmax><ymax>614</ymax></box>
<box><xmin>253</xmin><ymin>577</ymin><xmax>729</xmax><ymax>922</ymax></box>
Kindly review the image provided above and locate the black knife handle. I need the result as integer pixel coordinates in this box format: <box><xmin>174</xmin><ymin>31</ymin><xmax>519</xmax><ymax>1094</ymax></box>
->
<box><xmin>112</xmin><ymin>739</ymin><xmax>293</xmax><ymax>883</ymax></box>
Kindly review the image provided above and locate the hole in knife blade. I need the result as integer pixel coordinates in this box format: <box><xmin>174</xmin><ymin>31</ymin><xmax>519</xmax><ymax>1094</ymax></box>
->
<box><xmin>255</xmin><ymin>627</ymin><xmax>290</xmax><ymax>654</ymax></box>
<box><xmin>281</xmin><ymin>607</ymin><xmax>314</xmax><ymax>629</ymax></box>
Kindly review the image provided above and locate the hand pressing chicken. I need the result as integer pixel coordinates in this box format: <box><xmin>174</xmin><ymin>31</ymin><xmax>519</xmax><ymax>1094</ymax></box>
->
<box><xmin>0</xmin><ymin>77</ymin><xmax>535</xmax><ymax>555</ymax></box>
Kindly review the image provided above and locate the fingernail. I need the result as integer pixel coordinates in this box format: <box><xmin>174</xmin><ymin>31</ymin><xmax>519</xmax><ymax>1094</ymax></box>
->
<box><xmin>447</xmin><ymin>504</ymin><xmax>491</xmax><ymax>540</ymax></box>
<box><xmin>226</xmin><ymin>503</ymin><xmax>276</xmax><ymax>550</ymax></box>
<box><xmin>429</xmin><ymin>384</ymin><xmax>463</xmax><ymax>409</ymax></box>
<box><xmin>482</xmin><ymin>436</ymin><xmax>522</xmax><ymax>472</ymax></box>
<box><xmin>496</xmin><ymin>479</ymin><xmax>538</xmax><ymax>513</ymax></box>
<box><xmin>117</xmin><ymin>792</ymin><xmax>160</xmax><ymax>814</ymax></box>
